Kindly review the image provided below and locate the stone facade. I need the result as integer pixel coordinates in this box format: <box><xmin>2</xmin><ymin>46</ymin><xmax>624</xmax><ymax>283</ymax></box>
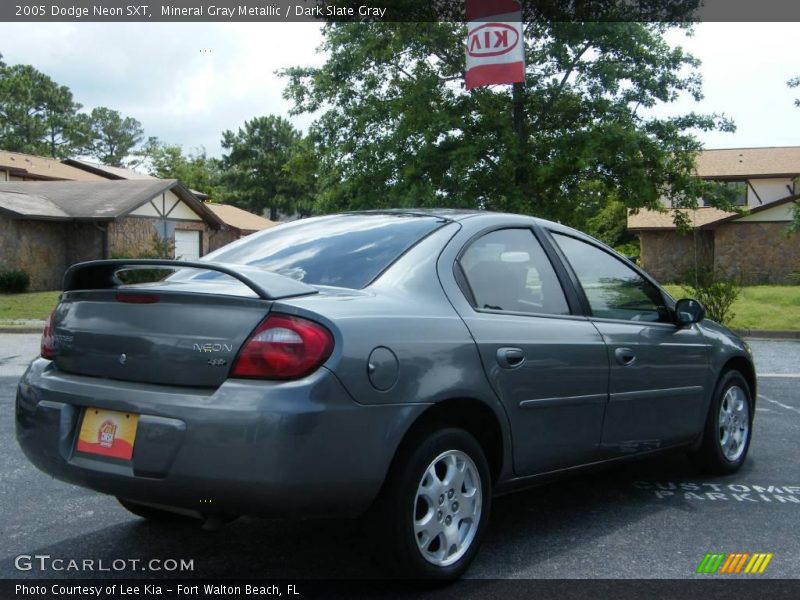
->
<box><xmin>638</xmin><ymin>230</ymin><xmax>714</xmax><ymax>284</ymax></box>
<box><xmin>0</xmin><ymin>215</ymin><xmax>102</xmax><ymax>290</ymax></box>
<box><xmin>107</xmin><ymin>217</ymin><xmax>238</xmax><ymax>257</ymax></box>
<box><xmin>209</xmin><ymin>228</ymin><xmax>239</xmax><ymax>252</ymax></box>
<box><xmin>638</xmin><ymin>222</ymin><xmax>800</xmax><ymax>285</ymax></box>
<box><xmin>714</xmin><ymin>222</ymin><xmax>800</xmax><ymax>284</ymax></box>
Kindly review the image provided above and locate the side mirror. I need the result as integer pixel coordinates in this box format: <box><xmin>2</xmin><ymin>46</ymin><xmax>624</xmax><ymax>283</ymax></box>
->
<box><xmin>675</xmin><ymin>298</ymin><xmax>705</xmax><ymax>326</ymax></box>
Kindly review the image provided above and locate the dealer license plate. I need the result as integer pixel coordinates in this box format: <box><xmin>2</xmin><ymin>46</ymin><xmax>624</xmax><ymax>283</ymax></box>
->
<box><xmin>76</xmin><ymin>408</ymin><xmax>139</xmax><ymax>460</ymax></box>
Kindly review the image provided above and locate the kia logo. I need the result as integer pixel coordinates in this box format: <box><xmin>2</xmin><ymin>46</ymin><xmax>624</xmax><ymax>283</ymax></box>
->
<box><xmin>467</xmin><ymin>23</ymin><xmax>519</xmax><ymax>58</ymax></box>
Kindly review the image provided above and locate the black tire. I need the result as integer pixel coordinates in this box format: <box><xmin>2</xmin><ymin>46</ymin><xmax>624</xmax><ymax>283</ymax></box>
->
<box><xmin>117</xmin><ymin>498</ymin><xmax>196</xmax><ymax>524</ymax></box>
<box><xmin>369</xmin><ymin>427</ymin><xmax>492</xmax><ymax>580</ymax></box>
<box><xmin>691</xmin><ymin>370</ymin><xmax>754</xmax><ymax>474</ymax></box>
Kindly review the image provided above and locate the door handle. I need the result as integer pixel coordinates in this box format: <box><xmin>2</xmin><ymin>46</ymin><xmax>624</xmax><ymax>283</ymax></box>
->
<box><xmin>497</xmin><ymin>347</ymin><xmax>525</xmax><ymax>369</ymax></box>
<box><xmin>614</xmin><ymin>347</ymin><xmax>636</xmax><ymax>366</ymax></box>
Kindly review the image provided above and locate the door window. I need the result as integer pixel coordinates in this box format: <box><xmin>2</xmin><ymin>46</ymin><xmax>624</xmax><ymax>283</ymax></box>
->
<box><xmin>552</xmin><ymin>233</ymin><xmax>668</xmax><ymax>322</ymax></box>
<box><xmin>459</xmin><ymin>229</ymin><xmax>569</xmax><ymax>315</ymax></box>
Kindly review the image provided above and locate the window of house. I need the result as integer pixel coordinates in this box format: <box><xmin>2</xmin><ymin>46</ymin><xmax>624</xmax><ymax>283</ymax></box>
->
<box><xmin>701</xmin><ymin>180</ymin><xmax>747</xmax><ymax>206</ymax></box>
<box><xmin>459</xmin><ymin>229</ymin><xmax>570</xmax><ymax>316</ymax></box>
<box><xmin>552</xmin><ymin>233</ymin><xmax>669</xmax><ymax>323</ymax></box>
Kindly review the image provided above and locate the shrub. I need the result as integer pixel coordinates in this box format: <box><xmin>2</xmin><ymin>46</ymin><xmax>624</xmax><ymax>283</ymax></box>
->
<box><xmin>0</xmin><ymin>269</ymin><xmax>31</xmax><ymax>293</ymax></box>
<box><xmin>681</xmin><ymin>267</ymin><xmax>740</xmax><ymax>326</ymax></box>
<box><xmin>111</xmin><ymin>234</ymin><xmax>175</xmax><ymax>284</ymax></box>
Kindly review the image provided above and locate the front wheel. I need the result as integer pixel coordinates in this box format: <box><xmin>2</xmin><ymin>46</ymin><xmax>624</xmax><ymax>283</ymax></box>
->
<box><xmin>371</xmin><ymin>428</ymin><xmax>492</xmax><ymax>579</ymax></box>
<box><xmin>691</xmin><ymin>370</ymin><xmax>753</xmax><ymax>474</ymax></box>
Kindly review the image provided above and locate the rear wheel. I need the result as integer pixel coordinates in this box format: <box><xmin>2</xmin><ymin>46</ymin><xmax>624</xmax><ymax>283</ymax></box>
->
<box><xmin>692</xmin><ymin>370</ymin><xmax>753</xmax><ymax>474</ymax></box>
<box><xmin>370</xmin><ymin>428</ymin><xmax>491</xmax><ymax>579</ymax></box>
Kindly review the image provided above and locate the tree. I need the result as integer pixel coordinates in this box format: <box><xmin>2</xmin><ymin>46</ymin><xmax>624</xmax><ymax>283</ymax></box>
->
<box><xmin>789</xmin><ymin>76</ymin><xmax>800</xmax><ymax>107</ymax></box>
<box><xmin>220</xmin><ymin>115</ymin><xmax>315</xmax><ymax>220</ymax></box>
<box><xmin>282</xmin><ymin>21</ymin><xmax>735</xmax><ymax>226</ymax></box>
<box><xmin>788</xmin><ymin>77</ymin><xmax>800</xmax><ymax>234</ymax></box>
<box><xmin>0</xmin><ymin>61</ymin><xmax>90</xmax><ymax>157</ymax></box>
<box><xmin>86</xmin><ymin>107</ymin><xmax>144</xmax><ymax>166</ymax></box>
<box><xmin>139</xmin><ymin>137</ymin><xmax>224</xmax><ymax>198</ymax></box>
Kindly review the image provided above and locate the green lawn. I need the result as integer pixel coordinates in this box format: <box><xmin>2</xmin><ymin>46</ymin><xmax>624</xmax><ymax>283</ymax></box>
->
<box><xmin>0</xmin><ymin>291</ymin><xmax>60</xmax><ymax>322</ymax></box>
<box><xmin>664</xmin><ymin>285</ymin><xmax>800</xmax><ymax>331</ymax></box>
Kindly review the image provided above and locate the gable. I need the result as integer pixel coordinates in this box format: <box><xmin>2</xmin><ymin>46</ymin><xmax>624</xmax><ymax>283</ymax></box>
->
<box><xmin>129</xmin><ymin>189</ymin><xmax>203</xmax><ymax>221</ymax></box>
<box><xmin>734</xmin><ymin>202</ymin><xmax>795</xmax><ymax>223</ymax></box>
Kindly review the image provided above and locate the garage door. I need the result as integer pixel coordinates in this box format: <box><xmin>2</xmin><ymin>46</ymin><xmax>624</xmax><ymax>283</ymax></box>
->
<box><xmin>174</xmin><ymin>230</ymin><xmax>201</xmax><ymax>260</ymax></box>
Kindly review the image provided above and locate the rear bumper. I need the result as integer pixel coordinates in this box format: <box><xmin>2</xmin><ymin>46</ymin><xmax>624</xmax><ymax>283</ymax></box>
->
<box><xmin>16</xmin><ymin>359</ymin><xmax>425</xmax><ymax>518</ymax></box>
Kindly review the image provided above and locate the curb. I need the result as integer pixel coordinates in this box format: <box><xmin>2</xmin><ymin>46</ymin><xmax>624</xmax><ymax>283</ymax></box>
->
<box><xmin>0</xmin><ymin>320</ymin><xmax>46</xmax><ymax>334</ymax></box>
<box><xmin>735</xmin><ymin>329</ymin><xmax>800</xmax><ymax>340</ymax></box>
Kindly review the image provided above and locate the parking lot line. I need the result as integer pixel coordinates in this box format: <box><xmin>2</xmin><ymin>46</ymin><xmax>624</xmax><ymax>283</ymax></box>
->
<box><xmin>759</xmin><ymin>373</ymin><xmax>800</xmax><ymax>378</ymax></box>
<box><xmin>759</xmin><ymin>393</ymin><xmax>800</xmax><ymax>415</ymax></box>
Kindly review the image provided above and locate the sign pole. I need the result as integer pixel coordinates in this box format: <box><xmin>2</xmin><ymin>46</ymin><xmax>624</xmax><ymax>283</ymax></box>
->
<box><xmin>465</xmin><ymin>0</ymin><xmax>527</xmax><ymax>199</ymax></box>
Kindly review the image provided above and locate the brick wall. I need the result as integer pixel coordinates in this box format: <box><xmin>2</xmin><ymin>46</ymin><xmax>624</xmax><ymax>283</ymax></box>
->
<box><xmin>638</xmin><ymin>230</ymin><xmax>714</xmax><ymax>284</ymax></box>
<box><xmin>714</xmin><ymin>222</ymin><xmax>800</xmax><ymax>284</ymax></box>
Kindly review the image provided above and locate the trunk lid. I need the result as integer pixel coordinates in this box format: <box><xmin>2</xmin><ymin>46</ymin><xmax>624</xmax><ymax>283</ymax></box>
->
<box><xmin>52</xmin><ymin>287</ymin><xmax>271</xmax><ymax>387</ymax></box>
<box><xmin>51</xmin><ymin>259</ymin><xmax>320</xmax><ymax>387</ymax></box>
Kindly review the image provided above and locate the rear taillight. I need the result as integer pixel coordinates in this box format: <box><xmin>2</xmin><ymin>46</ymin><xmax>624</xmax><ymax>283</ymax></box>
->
<box><xmin>41</xmin><ymin>309</ymin><xmax>57</xmax><ymax>360</ymax></box>
<box><xmin>231</xmin><ymin>314</ymin><xmax>334</xmax><ymax>380</ymax></box>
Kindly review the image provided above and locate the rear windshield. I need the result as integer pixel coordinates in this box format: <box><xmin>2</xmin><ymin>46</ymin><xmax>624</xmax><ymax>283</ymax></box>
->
<box><xmin>177</xmin><ymin>213</ymin><xmax>445</xmax><ymax>289</ymax></box>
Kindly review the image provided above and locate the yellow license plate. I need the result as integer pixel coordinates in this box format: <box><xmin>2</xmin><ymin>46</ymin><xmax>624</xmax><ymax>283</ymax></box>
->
<box><xmin>76</xmin><ymin>408</ymin><xmax>139</xmax><ymax>460</ymax></box>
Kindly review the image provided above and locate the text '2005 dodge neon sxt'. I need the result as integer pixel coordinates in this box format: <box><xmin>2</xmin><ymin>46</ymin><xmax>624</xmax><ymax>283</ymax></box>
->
<box><xmin>16</xmin><ymin>210</ymin><xmax>756</xmax><ymax>579</ymax></box>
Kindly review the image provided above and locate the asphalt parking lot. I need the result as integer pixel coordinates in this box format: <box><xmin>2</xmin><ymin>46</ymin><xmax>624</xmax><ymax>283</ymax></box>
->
<box><xmin>1</xmin><ymin>334</ymin><xmax>798</xmax><ymax>580</ymax></box>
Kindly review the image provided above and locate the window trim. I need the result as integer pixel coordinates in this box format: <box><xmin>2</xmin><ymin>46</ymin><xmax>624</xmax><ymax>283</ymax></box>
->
<box><xmin>453</xmin><ymin>225</ymin><xmax>579</xmax><ymax>319</ymax></box>
<box><xmin>545</xmin><ymin>229</ymin><xmax>677</xmax><ymax>327</ymax></box>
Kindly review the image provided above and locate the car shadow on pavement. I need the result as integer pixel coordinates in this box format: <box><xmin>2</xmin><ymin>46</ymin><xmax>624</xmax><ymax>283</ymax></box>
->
<box><xmin>0</xmin><ymin>452</ymin><xmax>735</xmax><ymax>580</ymax></box>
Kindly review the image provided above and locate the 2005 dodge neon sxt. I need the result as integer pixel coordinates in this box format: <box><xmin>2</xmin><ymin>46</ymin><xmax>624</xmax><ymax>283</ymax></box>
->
<box><xmin>17</xmin><ymin>210</ymin><xmax>756</xmax><ymax>579</ymax></box>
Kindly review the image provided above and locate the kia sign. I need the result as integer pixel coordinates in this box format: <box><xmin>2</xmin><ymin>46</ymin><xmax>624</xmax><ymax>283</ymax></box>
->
<box><xmin>468</xmin><ymin>23</ymin><xmax>520</xmax><ymax>58</ymax></box>
<box><xmin>465</xmin><ymin>0</ymin><xmax>524</xmax><ymax>90</ymax></box>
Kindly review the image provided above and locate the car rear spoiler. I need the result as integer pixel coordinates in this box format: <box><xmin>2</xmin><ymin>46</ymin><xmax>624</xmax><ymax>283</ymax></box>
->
<box><xmin>62</xmin><ymin>259</ymin><xmax>318</xmax><ymax>301</ymax></box>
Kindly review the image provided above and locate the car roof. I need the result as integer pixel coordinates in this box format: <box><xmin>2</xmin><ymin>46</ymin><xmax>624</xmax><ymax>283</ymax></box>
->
<box><xmin>346</xmin><ymin>208</ymin><xmax>583</xmax><ymax>235</ymax></box>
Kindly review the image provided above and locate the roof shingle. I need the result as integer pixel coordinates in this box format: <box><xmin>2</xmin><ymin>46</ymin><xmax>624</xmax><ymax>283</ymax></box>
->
<box><xmin>206</xmin><ymin>203</ymin><xmax>276</xmax><ymax>232</ymax></box>
<box><xmin>0</xmin><ymin>151</ymin><xmax>108</xmax><ymax>181</ymax></box>
<box><xmin>627</xmin><ymin>207</ymin><xmax>736</xmax><ymax>231</ymax></box>
<box><xmin>696</xmin><ymin>146</ymin><xmax>800</xmax><ymax>178</ymax></box>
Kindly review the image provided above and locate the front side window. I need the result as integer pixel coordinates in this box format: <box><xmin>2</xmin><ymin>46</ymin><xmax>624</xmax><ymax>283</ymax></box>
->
<box><xmin>459</xmin><ymin>228</ymin><xmax>569</xmax><ymax>316</ymax></box>
<box><xmin>552</xmin><ymin>233</ymin><xmax>669</xmax><ymax>323</ymax></box>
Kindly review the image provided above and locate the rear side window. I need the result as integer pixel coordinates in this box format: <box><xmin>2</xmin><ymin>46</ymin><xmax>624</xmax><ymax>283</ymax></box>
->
<box><xmin>182</xmin><ymin>214</ymin><xmax>445</xmax><ymax>289</ymax></box>
<box><xmin>459</xmin><ymin>228</ymin><xmax>570</xmax><ymax>315</ymax></box>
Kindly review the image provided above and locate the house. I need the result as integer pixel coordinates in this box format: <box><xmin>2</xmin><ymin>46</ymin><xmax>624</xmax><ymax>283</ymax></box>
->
<box><xmin>0</xmin><ymin>179</ymin><xmax>225</xmax><ymax>290</ymax></box>
<box><xmin>62</xmin><ymin>158</ymin><xmax>276</xmax><ymax>238</ymax></box>
<box><xmin>61</xmin><ymin>158</ymin><xmax>159</xmax><ymax>181</ymax></box>
<box><xmin>627</xmin><ymin>146</ymin><xmax>800</xmax><ymax>284</ymax></box>
<box><xmin>0</xmin><ymin>150</ymin><xmax>108</xmax><ymax>182</ymax></box>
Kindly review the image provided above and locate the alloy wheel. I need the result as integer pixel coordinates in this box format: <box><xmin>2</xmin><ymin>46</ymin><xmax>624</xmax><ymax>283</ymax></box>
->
<box><xmin>413</xmin><ymin>449</ymin><xmax>482</xmax><ymax>567</ymax></box>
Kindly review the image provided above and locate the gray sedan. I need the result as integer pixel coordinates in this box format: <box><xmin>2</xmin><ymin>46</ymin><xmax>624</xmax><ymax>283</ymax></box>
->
<box><xmin>16</xmin><ymin>210</ymin><xmax>755</xmax><ymax>579</ymax></box>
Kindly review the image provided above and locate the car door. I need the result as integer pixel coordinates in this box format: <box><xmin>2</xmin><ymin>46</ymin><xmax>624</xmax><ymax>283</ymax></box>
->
<box><xmin>452</xmin><ymin>227</ymin><xmax>609</xmax><ymax>476</ymax></box>
<box><xmin>549</xmin><ymin>231</ymin><xmax>712</xmax><ymax>455</ymax></box>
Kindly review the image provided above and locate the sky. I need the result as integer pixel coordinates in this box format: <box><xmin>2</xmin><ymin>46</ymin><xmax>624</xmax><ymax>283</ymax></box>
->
<box><xmin>0</xmin><ymin>21</ymin><xmax>798</xmax><ymax>158</ymax></box>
